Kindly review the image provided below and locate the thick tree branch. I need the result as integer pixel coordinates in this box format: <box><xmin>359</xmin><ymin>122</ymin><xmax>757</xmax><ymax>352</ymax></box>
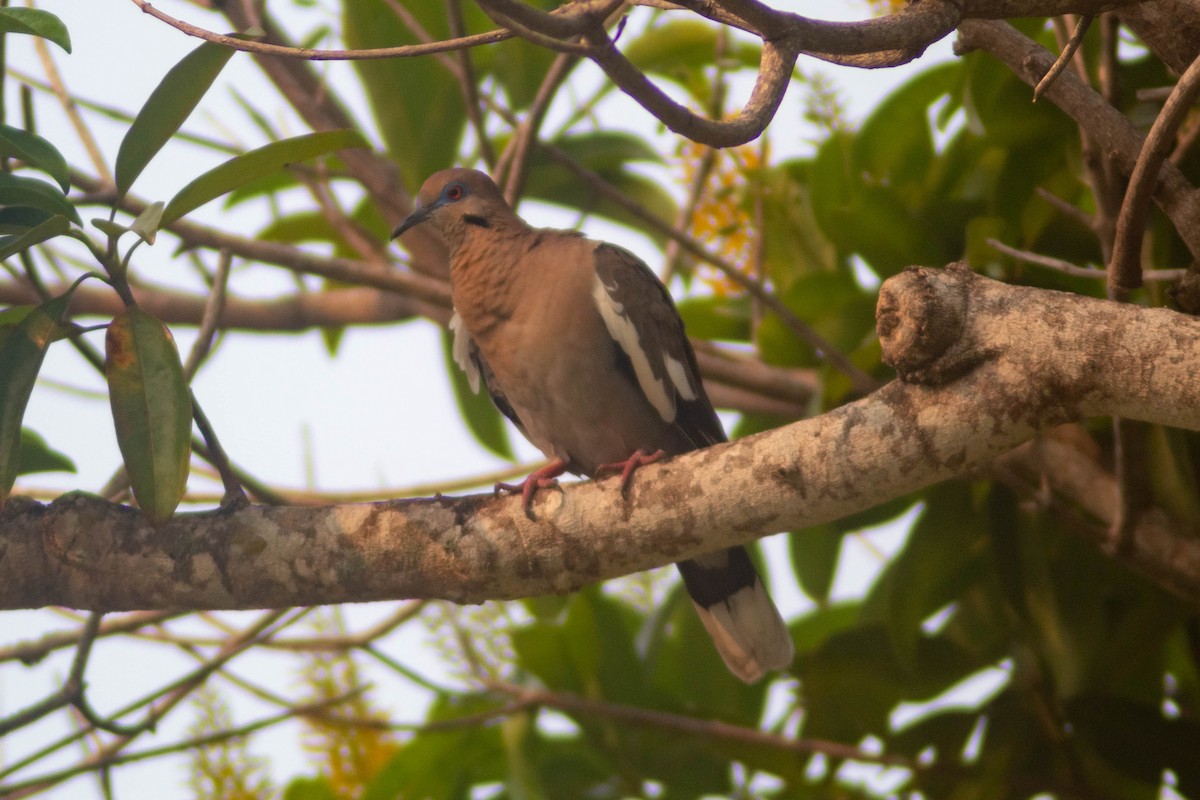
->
<box><xmin>3</xmin><ymin>266</ymin><xmax>1199</xmax><ymax>611</ymax></box>
<box><xmin>1116</xmin><ymin>0</ymin><xmax>1200</xmax><ymax>74</ymax></box>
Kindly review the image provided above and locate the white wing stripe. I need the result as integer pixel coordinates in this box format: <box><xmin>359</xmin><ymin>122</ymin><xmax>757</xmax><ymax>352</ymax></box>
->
<box><xmin>591</xmin><ymin>273</ymin><xmax>676</xmax><ymax>423</ymax></box>
<box><xmin>664</xmin><ymin>354</ymin><xmax>696</xmax><ymax>401</ymax></box>
<box><xmin>449</xmin><ymin>310</ymin><xmax>480</xmax><ymax>394</ymax></box>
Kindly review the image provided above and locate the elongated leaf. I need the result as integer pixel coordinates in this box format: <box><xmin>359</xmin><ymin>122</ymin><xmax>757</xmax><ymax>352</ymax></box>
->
<box><xmin>0</xmin><ymin>306</ymin><xmax>35</xmax><ymax>339</ymax></box>
<box><xmin>115</xmin><ymin>41</ymin><xmax>236</xmax><ymax>198</ymax></box>
<box><xmin>440</xmin><ymin>329</ymin><xmax>512</xmax><ymax>460</ymax></box>
<box><xmin>0</xmin><ymin>207</ymin><xmax>53</xmax><ymax>233</ymax></box>
<box><xmin>106</xmin><ymin>308</ymin><xmax>192</xmax><ymax>523</ymax></box>
<box><xmin>0</xmin><ymin>174</ymin><xmax>80</xmax><ymax>225</ymax></box>
<box><xmin>17</xmin><ymin>428</ymin><xmax>75</xmax><ymax>475</ymax></box>
<box><xmin>0</xmin><ymin>283</ymin><xmax>81</xmax><ymax>505</ymax></box>
<box><xmin>161</xmin><ymin>130</ymin><xmax>367</xmax><ymax>226</ymax></box>
<box><xmin>344</xmin><ymin>0</ymin><xmax>465</xmax><ymax>189</ymax></box>
<box><xmin>0</xmin><ymin>125</ymin><xmax>71</xmax><ymax>191</ymax></box>
<box><xmin>0</xmin><ymin>8</ymin><xmax>70</xmax><ymax>52</ymax></box>
<box><xmin>0</xmin><ymin>214</ymin><xmax>70</xmax><ymax>261</ymax></box>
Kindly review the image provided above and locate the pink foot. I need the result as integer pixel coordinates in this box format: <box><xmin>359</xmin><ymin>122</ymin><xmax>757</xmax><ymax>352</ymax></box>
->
<box><xmin>594</xmin><ymin>449</ymin><xmax>665</xmax><ymax>497</ymax></box>
<box><xmin>495</xmin><ymin>458</ymin><xmax>568</xmax><ymax>519</ymax></box>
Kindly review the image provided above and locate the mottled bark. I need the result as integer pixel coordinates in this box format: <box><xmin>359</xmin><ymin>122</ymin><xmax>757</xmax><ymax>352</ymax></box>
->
<box><xmin>4</xmin><ymin>265</ymin><xmax>1199</xmax><ymax>611</ymax></box>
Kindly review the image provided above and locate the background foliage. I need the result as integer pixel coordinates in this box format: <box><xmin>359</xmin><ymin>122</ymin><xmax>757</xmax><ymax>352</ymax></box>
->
<box><xmin>1</xmin><ymin>2</ymin><xmax>1198</xmax><ymax>799</ymax></box>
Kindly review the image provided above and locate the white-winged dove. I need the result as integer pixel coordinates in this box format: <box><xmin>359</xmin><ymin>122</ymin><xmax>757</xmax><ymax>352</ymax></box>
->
<box><xmin>393</xmin><ymin>168</ymin><xmax>793</xmax><ymax>683</ymax></box>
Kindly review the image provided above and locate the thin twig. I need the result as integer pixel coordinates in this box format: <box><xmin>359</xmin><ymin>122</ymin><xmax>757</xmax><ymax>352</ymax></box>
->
<box><xmin>187</xmin><ymin>401</ymin><xmax>249</xmax><ymax>510</ymax></box>
<box><xmin>500</xmin><ymin>51</ymin><xmax>579</xmax><ymax>204</ymax></box>
<box><xmin>182</xmin><ymin>250</ymin><xmax>233</xmax><ymax>381</ymax></box>
<box><xmin>987</xmin><ymin>238</ymin><xmax>1184</xmax><ymax>281</ymax></box>
<box><xmin>663</xmin><ymin>146</ymin><xmax>718</xmax><ymax>283</ymax></box>
<box><xmin>0</xmin><ymin>611</ymin><xmax>184</xmax><ymax>665</ymax></box>
<box><xmin>0</xmin><ymin>610</ymin><xmax>295</xmax><ymax>788</ymax></box>
<box><xmin>30</xmin><ymin>36</ymin><xmax>111</xmax><ymax>185</ymax></box>
<box><xmin>128</xmin><ymin>0</ymin><xmax>514</xmax><ymax>60</ymax></box>
<box><xmin>4</xmin><ymin>690</ymin><xmax>363</xmax><ymax>796</ymax></box>
<box><xmin>9</xmin><ymin>68</ymin><xmax>240</xmax><ymax>155</ymax></box>
<box><xmin>1108</xmin><ymin>53</ymin><xmax>1200</xmax><ymax>295</ymax></box>
<box><xmin>71</xmin><ymin>171</ymin><xmax>453</xmax><ymax>309</ymax></box>
<box><xmin>487</xmin><ymin>680</ymin><xmax>913</xmax><ymax>767</ymax></box>
<box><xmin>134</xmin><ymin>601</ymin><xmax>426</xmax><ymax>652</ymax></box>
<box><xmin>62</xmin><ymin>613</ymin><xmax>146</xmax><ymax>737</ymax></box>
<box><xmin>446</xmin><ymin>0</ymin><xmax>497</xmax><ymax>168</ymax></box>
<box><xmin>1034</xmin><ymin>187</ymin><xmax>1094</xmax><ymax>229</ymax></box>
<box><xmin>1034</xmin><ymin>14</ymin><xmax>1093</xmax><ymax>101</ymax></box>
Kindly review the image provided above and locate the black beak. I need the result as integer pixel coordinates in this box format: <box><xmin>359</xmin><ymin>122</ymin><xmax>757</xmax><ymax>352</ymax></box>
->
<box><xmin>391</xmin><ymin>204</ymin><xmax>434</xmax><ymax>239</ymax></box>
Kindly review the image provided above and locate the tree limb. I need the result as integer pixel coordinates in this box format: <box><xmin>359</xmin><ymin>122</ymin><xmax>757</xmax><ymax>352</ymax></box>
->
<box><xmin>3</xmin><ymin>265</ymin><xmax>1199</xmax><ymax>611</ymax></box>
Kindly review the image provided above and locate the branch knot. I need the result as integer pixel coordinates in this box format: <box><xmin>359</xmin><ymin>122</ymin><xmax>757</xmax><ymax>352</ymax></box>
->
<box><xmin>878</xmin><ymin>262</ymin><xmax>988</xmax><ymax>385</ymax></box>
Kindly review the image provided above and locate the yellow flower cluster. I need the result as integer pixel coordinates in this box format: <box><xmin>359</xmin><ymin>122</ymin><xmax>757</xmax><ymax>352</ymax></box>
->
<box><xmin>678</xmin><ymin>139</ymin><xmax>765</xmax><ymax>295</ymax></box>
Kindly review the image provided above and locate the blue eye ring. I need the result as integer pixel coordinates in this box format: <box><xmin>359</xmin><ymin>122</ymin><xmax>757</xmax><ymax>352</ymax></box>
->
<box><xmin>444</xmin><ymin>182</ymin><xmax>465</xmax><ymax>201</ymax></box>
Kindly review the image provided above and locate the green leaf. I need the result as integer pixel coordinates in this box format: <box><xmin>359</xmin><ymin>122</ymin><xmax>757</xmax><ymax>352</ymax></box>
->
<box><xmin>364</xmin><ymin>693</ymin><xmax>507</xmax><ymax>800</ymax></box>
<box><xmin>758</xmin><ymin>270</ymin><xmax>876</xmax><ymax>368</ymax></box>
<box><xmin>675</xmin><ymin>294</ymin><xmax>751</xmax><ymax>342</ymax></box>
<box><xmin>0</xmin><ymin>281</ymin><xmax>83</xmax><ymax>505</ymax></box>
<box><xmin>790</xmin><ymin>524</ymin><xmax>843</xmax><ymax>603</ymax></box>
<box><xmin>17</xmin><ymin>428</ymin><xmax>75</xmax><ymax>475</ymax></box>
<box><xmin>91</xmin><ymin>218</ymin><xmax>131</xmax><ymax>239</ymax></box>
<box><xmin>0</xmin><ymin>215</ymin><xmax>70</xmax><ymax>261</ymax></box>
<box><xmin>861</xmin><ymin>485</ymin><xmax>990</xmax><ymax>670</ymax></box>
<box><xmin>282</xmin><ymin>776</ymin><xmax>337</xmax><ymax>800</ymax></box>
<box><xmin>0</xmin><ymin>174</ymin><xmax>80</xmax><ymax>225</ymax></box>
<box><xmin>0</xmin><ymin>124</ymin><xmax>72</xmax><ymax>191</ymax></box>
<box><xmin>129</xmin><ymin>202</ymin><xmax>165</xmax><ymax>245</ymax></box>
<box><xmin>512</xmin><ymin>588</ymin><xmax>645</xmax><ymax>703</ymax></box>
<box><xmin>854</xmin><ymin>62</ymin><xmax>956</xmax><ymax>189</ymax></box>
<box><xmin>344</xmin><ymin>1</ymin><xmax>465</xmax><ymax>189</ymax></box>
<box><xmin>0</xmin><ymin>305</ymin><xmax>35</xmax><ymax>337</ymax></box>
<box><xmin>441</xmin><ymin>328</ymin><xmax>512</xmax><ymax>460</ymax></box>
<box><xmin>161</xmin><ymin>130</ymin><xmax>367</xmax><ymax>226</ymax></box>
<box><xmin>115</xmin><ymin>41</ymin><xmax>236</xmax><ymax>198</ymax></box>
<box><xmin>0</xmin><ymin>8</ymin><xmax>70</xmax><ymax>52</ymax></box>
<box><xmin>0</xmin><ymin>207</ymin><xmax>54</xmax><ymax>233</ymax></box>
<box><xmin>105</xmin><ymin>308</ymin><xmax>192</xmax><ymax>523</ymax></box>
<box><xmin>223</xmin><ymin>169</ymin><xmax>302</xmax><ymax>209</ymax></box>
<box><xmin>519</xmin><ymin>132</ymin><xmax>676</xmax><ymax>243</ymax></box>
<box><xmin>1070</xmin><ymin>693</ymin><xmax>1200</xmax><ymax>796</ymax></box>
<box><xmin>648</xmin><ymin>585</ymin><xmax>765</xmax><ymax>721</ymax></box>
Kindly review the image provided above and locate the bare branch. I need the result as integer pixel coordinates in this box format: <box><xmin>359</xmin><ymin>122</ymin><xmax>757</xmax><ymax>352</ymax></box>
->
<box><xmin>1108</xmin><ymin>53</ymin><xmax>1200</xmax><ymax>293</ymax></box>
<box><xmin>0</xmin><ymin>611</ymin><xmax>183</xmax><ymax>666</ymax></box>
<box><xmin>987</xmin><ymin>237</ymin><xmax>1185</xmax><ymax>281</ymax></box>
<box><xmin>5</xmin><ymin>267</ymin><xmax>1200</xmax><ymax>612</ymax></box>
<box><xmin>0</xmin><ymin>277</ymin><xmax>812</xmax><ymax>418</ymax></box>
<box><xmin>488</xmin><ymin>680</ymin><xmax>911</xmax><ymax>766</ymax></box>
<box><xmin>585</xmin><ymin>34</ymin><xmax>797</xmax><ymax>147</ymax></box>
<box><xmin>1034</xmin><ymin>14</ymin><xmax>1093</xmax><ymax>100</ymax></box>
<box><xmin>128</xmin><ymin>0</ymin><xmax>515</xmax><ymax>60</ymax></box>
